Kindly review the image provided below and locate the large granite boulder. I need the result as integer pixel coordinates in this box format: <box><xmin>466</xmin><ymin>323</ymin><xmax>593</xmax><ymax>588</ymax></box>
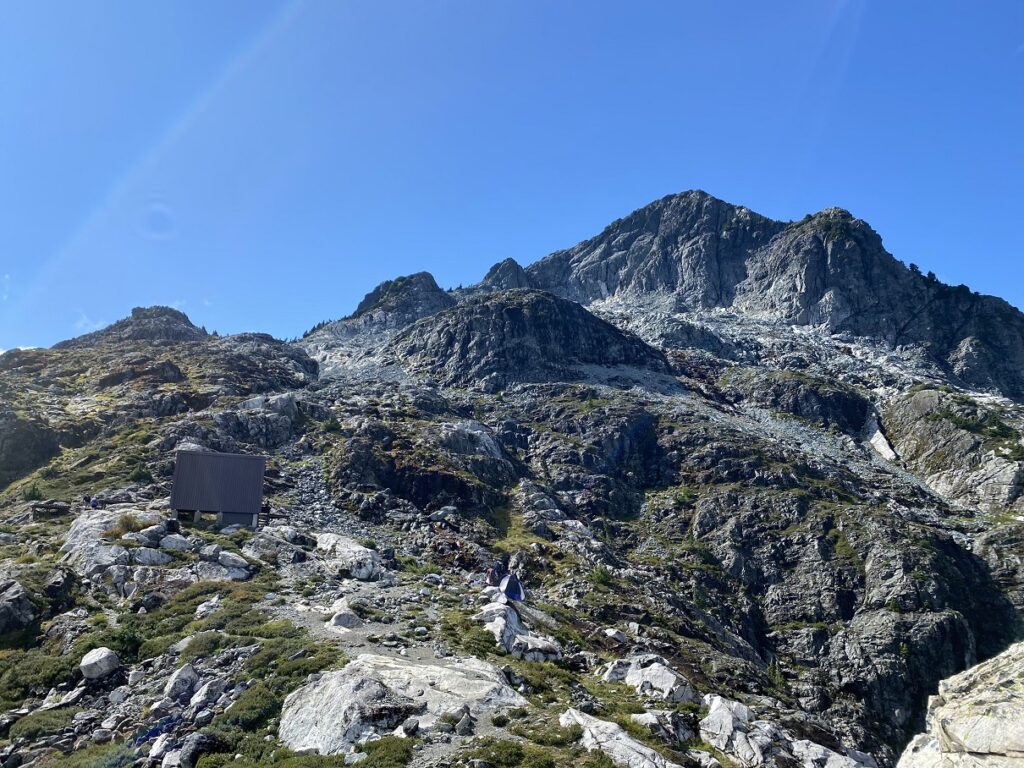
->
<box><xmin>897</xmin><ymin>641</ymin><xmax>1024</xmax><ymax>768</ymax></box>
<box><xmin>473</xmin><ymin>601</ymin><xmax>562</xmax><ymax>662</ymax></box>
<box><xmin>560</xmin><ymin>708</ymin><xmax>685</xmax><ymax>768</ymax></box>
<box><xmin>80</xmin><ymin>647</ymin><xmax>120</xmax><ymax>679</ymax></box>
<box><xmin>315</xmin><ymin>534</ymin><xmax>382</xmax><ymax>581</ymax></box>
<box><xmin>602</xmin><ymin>654</ymin><xmax>698</xmax><ymax>703</ymax></box>
<box><xmin>279</xmin><ymin>653</ymin><xmax>526</xmax><ymax>754</ymax></box>
<box><xmin>0</xmin><ymin>580</ymin><xmax>38</xmax><ymax>636</ymax></box>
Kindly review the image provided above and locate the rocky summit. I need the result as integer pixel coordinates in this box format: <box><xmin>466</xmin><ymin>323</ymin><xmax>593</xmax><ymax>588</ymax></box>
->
<box><xmin>0</xmin><ymin>190</ymin><xmax>1022</xmax><ymax>768</ymax></box>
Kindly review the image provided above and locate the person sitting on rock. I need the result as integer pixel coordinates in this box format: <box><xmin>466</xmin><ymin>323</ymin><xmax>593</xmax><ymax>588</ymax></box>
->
<box><xmin>485</xmin><ymin>553</ymin><xmax>510</xmax><ymax>586</ymax></box>
<box><xmin>485</xmin><ymin>561</ymin><xmax>505</xmax><ymax>586</ymax></box>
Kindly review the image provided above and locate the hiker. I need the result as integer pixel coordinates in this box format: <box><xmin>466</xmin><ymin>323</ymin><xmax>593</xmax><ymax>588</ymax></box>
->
<box><xmin>90</xmin><ymin>497</ymin><xmax>99</xmax><ymax>509</ymax></box>
<box><xmin>485</xmin><ymin>560</ymin><xmax>506</xmax><ymax>587</ymax></box>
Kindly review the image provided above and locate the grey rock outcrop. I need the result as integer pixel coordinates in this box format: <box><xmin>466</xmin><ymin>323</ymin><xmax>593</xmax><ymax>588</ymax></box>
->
<box><xmin>388</xmin><ymin>289</ymin><xmax>671</xmax><ymax>388</ymax></box>
<box><xmin>602</xmin><ymin>654</ymin><xmax>698</xmax><ymax>703</ymax></box>
<box><xmin>279</xmin><ymin>653</ymin><xmax>526</xmax><ymax>754</ymax></box>
<box><xmin>699</xmin><ymin>695</ymin><xmax>876</xmax><ymax>768</ymax></box>
<box><xmin>340</xmin><ymin>653</ymin><xmax>528</xmax><ymax>725</ymax></box>
<box><xmin>721</xmin><ymin>369</ymin><xmax>872</xmax><ymax>438</ymax></box>
<box><xmin>897</xmin><ymin>641</ymin><xmax>1024</xmax><ymax>768</ymax></box>
<box><xmin>560</xmin><ymin>708</ymin><xmax>685</xmax><ymax>768</ymax></box>
<box><xmin>164</xmin><ymin>663</ymin><xmax>199</xmax><ymax>702</ymax></box>
<box><xmin>0</xmin><ymin>403</ymin><xmax>59</xmax><ymax>489</ymax></box>
<box><xmin>279</xmin><ymin>675</ymin><xmax>419</xmax><ymax>755</ymax></box>
<box><xmin>478</xmin><ymin>258</ymin><xmax>535</xmax><ymax>292</ymax></box>
<box><xmin>354</xmin><ymin>272</ymin><xmax>456</xmax><ymax>325</ymax></box>
<box><xmin>0</xmin><ymin>580</ymin><xmax>37</xmax><ymax>636</ymax></box>
<box><xmin>629</xmin><ymin>710</ymin><xmax>695</xmax><ymax>746</ymax></box>
<box><xmin>305</xmin><ymin>272</ymin><xmax>456</xmax><ymax>348</ymax></box>
<box><xmin>527</xmin><ymin>190</ymin><xmax>782</xmax><ymax>308</ymax></box>
<box><xmin>473</xmin><ymin>601</ymin><xmax>563</xmax><ymax>661</ymax></box>
<box><xmin>884</xmin><ymin>387</ymin><xmax>1023</xmax><ymax>515</ymax></box>
<box><xmin>315</xmin><ymin>534</ymin><xmax>382</xmax><ymax>581</ymax></box>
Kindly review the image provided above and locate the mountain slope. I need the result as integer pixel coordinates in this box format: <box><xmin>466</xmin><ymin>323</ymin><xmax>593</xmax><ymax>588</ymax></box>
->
<box><xmin>0</xmin><ymin>192</ymin><xmax>1022</xmax><ymax>768</ymax></box>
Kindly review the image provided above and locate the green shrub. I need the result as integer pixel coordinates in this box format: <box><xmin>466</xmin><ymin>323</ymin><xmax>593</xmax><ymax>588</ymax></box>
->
<box><xmin>218</xmin><ymin>681</ymin><xmax>279</xmax><ymax>729</ymax></box>
<box><xmin>467</xmin><ymin>738</ymin><xmax>559</xmax><ymax>768</ymax></box>
<box><xmin>138</xmin><ymin>633</ymin><xmax>181</xmax><ymax>660</ymax></box>
<box><xmin>505</xmin><ymin>660</ymin><xmax>577</xmax><ymax>698</ymax></box>
<box><xmin>38</xmin><ymin>741</ymin><xmax>136</xmax><ymax>768</ymax></box>
<box><xmin>588</xmin><ymin>566</ymin><xmax>615</xmax><ymax>588</ymax></box>
<box><xmin>579</xmin><ymin>750</ymin><xmax>618</xmax><ymax>768</ymax></box>
<box><xmin>440</xmin><ymin>611</ymin><xmax>499</xmax><ymax>657</ymax></box>
<box><xmin>104</xmin><ymin>513</ymin><xmax>146</xmax><ymax>538</ymax></box>
<box><xmin>355</xmin><ymin>736</ymin><xmax>416</xmax><ymax>768</ymax></box>
<box><xmin>0</xmin><ymin>647</ymin><xmax>79</xmax><ymax>704</ymax></box>
<box><xmin>22</xmin><ymin>483</ymin><xmax>43</xmax><ymax>502</ymax></box>
<box><xmin>509</xmin><ymin>721</ymin><xmax>583</xmax><ymax>747</ymax></box>
<box><xmin>468</xmin><ymin>738</ymin><xmax>526</xmax><ymax>768</ymax></box>
<box><xmin>182</xmin><ymin>631</ymin><xmax>228</xmax><ymax>661</ymax></box>
<box><xmin>127</xmin><ymin>463</ymin><xmax>153</xmax><ymax>484</ymax></box>
<box><xmin>10</xmin><ymin>707</ymin><xmax>80</xmax><ymax>740</ymax></box>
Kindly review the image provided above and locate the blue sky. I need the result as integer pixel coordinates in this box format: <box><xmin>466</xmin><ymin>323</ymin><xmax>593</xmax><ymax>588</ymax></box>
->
<box><xmin>1</xmin><ymin>1</ymin><xmax>1022</xmax><ymax>349</ymax></box>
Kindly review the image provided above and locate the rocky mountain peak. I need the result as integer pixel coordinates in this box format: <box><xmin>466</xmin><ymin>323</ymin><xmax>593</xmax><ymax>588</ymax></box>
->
<box><xmin>300</xmin><ymin>272</ymin><xmax>459</xmax><ymax>362</ymax></box>
<box><xmin>354</xmin><ymin>271</ymin><xmax>455</xmax><ymax>319</ymax></box>
<box><xmin>526</xmin><ymin>189</ymin><xmax>784</xmax><ymax>307</ymax></box>
<box><xmin>52</xmin><ymin>305</ymin><xmax>208</xmax><ymax>349</ymax></box>
<box><xmin>525</xmin><ymin>191</ymin><xmax>1024</xmax><ymax>399</ymax></box>
<box><xmin>479</xmin><ymin>258</ymin><xmax>534</xmax><ymax>291</ymax></box>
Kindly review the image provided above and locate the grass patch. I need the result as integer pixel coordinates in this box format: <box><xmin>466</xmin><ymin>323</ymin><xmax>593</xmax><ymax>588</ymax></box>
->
<box><xmin>182</xmin><ymin>630</ymin><xmax>229</xmax><ymax>661</ymax></box>
<box><xmin>355</xmin><ymin>735</ymin><xmax>416</xmax><ymax>768</ymax></box>
<box><xmin>440</xmin><ymin>610</ymin><xmax>501</xmax><ymax>657</ymax></box>
<box><xmin>509</xmin><ymin>720</ymin><xmax>583</xmax><ymax>747</ymax></box>
<box><xmin>502</xmin><ymin>659</ymin><xmax>578</xmax><ymax>704</ymax></box>
<box><xmin>104</xmin><ymin>513</ymin><xmax>146</xmax><ymax>538</ymax></box>
<box><xmin>37</xmin><ymin>742</ymin><xmax>136</xmax><ymax>768</ymax></box>
<box><xmin>588</xmin><ymin>565</ymin><xmax>615</xmax><ymax>588</ymax></box>
<box><xmin>10</xmin><ymin>707</ymin><xmax>81</xmax><ymax>740</ymax></box>
<box><xmin>826</xmin><ymin>528</ymin><xmax>864</xmax><ymax>575</ymax></box>
<box><xmin>396</xmin><ymin>555</ymin><xmax>441</xmax><ymax>576</ymax></box>
<box><xmin>127</xmin><ymin>462</ymin><xmax>154</xmax><ymax>484</ymax></box>
<box><xmin>467</xmin><ymin>738</ymin><xmax>558</xmax><ymax>768</ymax></box>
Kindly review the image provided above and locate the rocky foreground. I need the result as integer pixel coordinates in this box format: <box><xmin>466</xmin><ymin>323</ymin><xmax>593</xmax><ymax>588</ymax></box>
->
<box><xmin>897</xmin><ymin>641</ymin><xmax>1024</xmax><ymax>768</ymax></box>
<box><xmin>1</xmin><ymin>190</ymin><xmax>1023</xmax><ymax>768</ymax></box>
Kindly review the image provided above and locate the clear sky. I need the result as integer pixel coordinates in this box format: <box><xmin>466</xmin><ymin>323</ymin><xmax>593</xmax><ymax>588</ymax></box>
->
<box><xmin>1</xmin><ymin>1</ymin><xmax>1022</xmax><ymax>350</ymax></box>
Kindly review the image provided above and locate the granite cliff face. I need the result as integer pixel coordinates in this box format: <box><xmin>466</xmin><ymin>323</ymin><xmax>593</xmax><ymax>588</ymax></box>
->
<box><xmin>0</xmin><ymin>192</ymin><xmax>1022</xmax><ymax>768</ymax></box>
